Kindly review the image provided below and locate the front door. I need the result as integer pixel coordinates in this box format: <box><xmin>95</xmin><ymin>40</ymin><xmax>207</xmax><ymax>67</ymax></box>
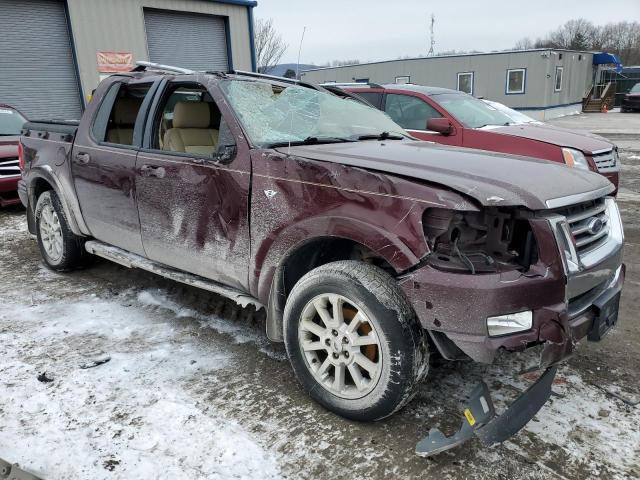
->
<box><xmin>72</xmin><ymin>79</ymin><xmax>156</xmax><ymax>255</ymax></box>
<box><xmin>135</xmin><ymin>79</ymin><xmax>251</xmax><ymax>291</ymax></box>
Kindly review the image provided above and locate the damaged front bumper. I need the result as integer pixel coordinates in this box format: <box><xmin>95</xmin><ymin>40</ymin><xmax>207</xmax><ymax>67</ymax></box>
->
<box><xmin>416</xmin><ymin>365</ymin><xmax>558</xmax><ymax>457</ymax></box>
<box><xmin>413</xmin><ymin>262</ymin><xmax>625</xmax><ymax>457</ymax></box>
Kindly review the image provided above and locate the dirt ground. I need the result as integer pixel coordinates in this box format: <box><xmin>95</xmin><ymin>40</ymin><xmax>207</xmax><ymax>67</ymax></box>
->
<box><xmin>1</xmin><ymin>112</ymin><xmax>639</xmax><ymax>479</ymax></box>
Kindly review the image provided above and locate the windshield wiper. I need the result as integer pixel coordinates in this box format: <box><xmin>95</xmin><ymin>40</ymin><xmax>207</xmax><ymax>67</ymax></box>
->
<box><xmin>355</xmin><ymin>131</ymin><xmax>405</xmax><ymax>141</ymax></box>
<box><xmin>266</xmin><ymin>136</ymin><xmax>354</xmax><ymax>148</ymax></box>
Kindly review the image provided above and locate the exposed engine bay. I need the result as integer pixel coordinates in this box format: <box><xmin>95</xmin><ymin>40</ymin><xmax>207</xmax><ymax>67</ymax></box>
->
<box><xmin>423</xmin><ymin>208</ymin><xmax>538</xmax><ymax>274</ymax></box>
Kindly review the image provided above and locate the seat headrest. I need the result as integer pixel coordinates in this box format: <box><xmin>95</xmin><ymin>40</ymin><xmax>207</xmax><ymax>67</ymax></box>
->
<box><xmin>173</xmin><ymin>102</ymin><xmax>211</xmax><ymax>129</ymax></box>
<box><xmin>113</xmin><ymin>97</ymin><xmax>140</xmax><ymax>125</ymax></box>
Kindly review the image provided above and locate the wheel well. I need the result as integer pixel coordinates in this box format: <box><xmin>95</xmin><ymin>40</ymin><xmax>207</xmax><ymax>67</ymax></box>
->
<box><xmin>265</xmin><ymin>237</ymin><xmax>395</xmax><ymax>342</ymax></box>
<box><xmin>281</xmin><ymin>237</ymin><xmax>395</xmax><ymax>297</ymax></box>
<box><xmin>32</xmin><ymin>178</ymin><xmax>53</xmax><ymax>202</ymax></box>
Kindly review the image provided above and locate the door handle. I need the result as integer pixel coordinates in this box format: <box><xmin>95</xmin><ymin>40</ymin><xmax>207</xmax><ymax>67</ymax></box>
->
<box><xmin>75</xmin><ymin>152</ymin><xmax>90</xmax><ymax>165</ymax></box>
<box><xmin>140</xmin><ymin>164</ymin><xmax>166</xmax><ymax>178</ymax></box>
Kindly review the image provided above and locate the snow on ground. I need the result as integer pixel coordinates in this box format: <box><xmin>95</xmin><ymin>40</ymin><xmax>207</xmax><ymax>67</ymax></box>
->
<box><xmin>0</xmin><ymin>294</ymin><xmax>282</xmax><ymax>479</ymax></box>
<box><xmin>1</xmin><ymin>175</ymin><xmax>639</xmax><ymax>479</ymax></box>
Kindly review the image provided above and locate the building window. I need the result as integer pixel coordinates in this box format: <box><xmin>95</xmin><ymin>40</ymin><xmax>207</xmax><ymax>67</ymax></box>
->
<box><xmin>457</xmin><ymin>72</ymin><xmax>474</xmax><ymax>95</ymax></box>
<box><xmin>506</xmin><ymin>68</ymin><xmax>526</xmax><ymax>94</ymax></box>
<box><xmin>554</xmin><ymin>66</ymin><xmax>563</xmax><ymax>92</ymax></box>
<box><xmin>395</xmin><ymin>76</ymin><xmax>410</xmax><ymax>84</ymax></box>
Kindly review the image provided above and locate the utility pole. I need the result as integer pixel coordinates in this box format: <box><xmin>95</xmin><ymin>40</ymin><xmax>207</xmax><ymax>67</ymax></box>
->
<box><xmin>428</xmin><ymin>14</ymin><xmax>435</xmax><ymax>56</ymax></box>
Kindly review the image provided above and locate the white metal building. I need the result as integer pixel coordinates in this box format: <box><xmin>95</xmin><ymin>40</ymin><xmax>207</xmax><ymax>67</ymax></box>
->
<box><xmin>0</xmin><ymin>0</ymin><xmax>257</xmax><ymax>120</ymax></box>
<box><xmin>302</xmin><ymin>49</ymin><xmax>595</xmax><ymax>120</ymax></box>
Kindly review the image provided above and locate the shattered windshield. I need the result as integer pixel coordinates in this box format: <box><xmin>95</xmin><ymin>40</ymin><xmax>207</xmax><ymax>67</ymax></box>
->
<box><xmin>220</xmin><ymin>80</ymin><xmax>408</xmax><ymax>147</ymax></box>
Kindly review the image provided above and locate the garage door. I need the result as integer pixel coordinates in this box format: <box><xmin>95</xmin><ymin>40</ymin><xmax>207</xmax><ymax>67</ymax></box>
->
<box><xmin>0</xmin><ymin>0</ymin><xmax>82</xmax><ymax>120</ymax></box>
<box><xmin>144</xmin><ymin>9</ymin><xmax>230</xmax><ymax>72</ymax></box>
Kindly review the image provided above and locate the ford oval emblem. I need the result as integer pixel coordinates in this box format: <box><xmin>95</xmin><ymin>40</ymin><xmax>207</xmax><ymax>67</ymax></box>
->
<box><xmin>587</xmin><ymin>217</ymin><xmax>605</xmax><ymax>235</ymax></box>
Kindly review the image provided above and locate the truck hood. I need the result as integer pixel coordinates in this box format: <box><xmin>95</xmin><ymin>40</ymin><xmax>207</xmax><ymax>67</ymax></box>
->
<box><xmin>0</xmin><ymin>135</ymin><xmax>19</xmax><ymax>159</ymax></box>
<box><xmin>483</xmin><ymin>123</ymin><xmax>613</xmax><ymax>155</ymax></box>
<box><xmin>277</xmin><ymin>140</ymin><xmax>613</xmax><ymax>210</ymax></box>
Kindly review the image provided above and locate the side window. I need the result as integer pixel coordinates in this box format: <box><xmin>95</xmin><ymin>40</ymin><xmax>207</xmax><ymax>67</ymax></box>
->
<box><xmin>506</xmin><ymin>68</ymin><xmax>526</xmax><ymax>94</ymax></box>
<box><xmin>152</xmin><ymin>84</ymin><xmax>235</xmax><ymax>158</ymax></box>
<box><xmin>92</xmin><ymin>82</ymin><xmax>151</xmax><ymax>146</ymax></box>
<box><xmin>457</xmin><ymin>72</ymin><xmax>474</xmax><ymax>95</ymax></box>
<box><xmin>554</xmin><ymin>66</ymin><xmax>563</xmax><ymax>92</ymax></box>
<box><xmin>384</xmin><ymin>94</ymin><xmax>442</xmax><ymax>130</ymax></box>
<box><xmin>352</xmin><ymin>92</ymin><xmax>383</xmax><ymax>109</ymax></box>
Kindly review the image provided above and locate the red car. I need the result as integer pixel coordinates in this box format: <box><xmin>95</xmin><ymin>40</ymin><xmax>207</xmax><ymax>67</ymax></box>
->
<box><xmin>341</xmin><ymin>84</ymin><xmax>620</xmax><ymax>191</ymax></box>
<box><xmin>0</xmin><ymin>104</ymin><xmax>27</xmax><ymax>206</ymax></box>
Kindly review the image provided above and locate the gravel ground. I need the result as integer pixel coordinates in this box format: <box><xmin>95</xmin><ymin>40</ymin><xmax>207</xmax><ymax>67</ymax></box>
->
<box><xmin>1</xmin><ymin>112</ymin><xmax>639</xmax><ymax>479</ymax></box>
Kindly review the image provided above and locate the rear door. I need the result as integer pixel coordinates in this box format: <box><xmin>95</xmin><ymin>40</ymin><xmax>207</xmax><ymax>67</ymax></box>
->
<box><xmin>72</xmin><ymin>79</ymin><xmax>157</xmax><ymax>255</ymax></box>
<box><xmin>135</xmin><ymin>78</ymin><xmax>251</xmax><ymax>291</ymax></box>
<box><xmin>383</xmin><ymin>93</ymin><xmax>462</xmax><ymax>146</ymax></box>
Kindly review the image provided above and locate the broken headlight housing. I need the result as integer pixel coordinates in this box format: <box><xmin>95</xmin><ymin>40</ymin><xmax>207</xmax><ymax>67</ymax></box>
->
<box><xmin>422</xmin><ymin>208</ymin><xmax>538</xmax><ymax>274</ymax></box>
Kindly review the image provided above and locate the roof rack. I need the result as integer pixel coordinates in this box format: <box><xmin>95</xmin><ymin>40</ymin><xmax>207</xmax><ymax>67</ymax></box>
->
<box><xmin>134</xmin><ymin>61</ymin><xmax>194</xmax><ymax>75</ymax></box>
<box><xmin>320</xmin><ymin>81</ymin><xmax>384</xmax><ymax>89</ymax></box>
<box><xmin>231</xmin><ymin>70</ymin><xmax>322</xmax><ymax>91</ymax></box>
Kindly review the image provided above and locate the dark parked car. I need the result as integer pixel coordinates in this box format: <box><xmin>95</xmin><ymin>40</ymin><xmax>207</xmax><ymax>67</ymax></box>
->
<box><xmin>339</xmin><ymin>84</ymin><xmax>620</xmax><ymax>191</ymax></box>
<box><xmin>621</xmin><ymin>82</ymin><xmax>640</xmax><ymax>112</ymax></box>
<box><xmin>0</xmin><ymin>104</ymin><xmax>27</xmax><ymax>206</ymax></box>
<box><xmin>19</xmin><ymin>66</ymin><xmax>624</xmax><ymax>456</ymax></box>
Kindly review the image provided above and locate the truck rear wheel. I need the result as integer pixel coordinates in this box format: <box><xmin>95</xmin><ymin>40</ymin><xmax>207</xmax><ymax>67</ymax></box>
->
<box><xmin>35</xmin><ymin>190</ymin><xmax>85</xmax><ymax>271</ymax></box>
<box><xmin>283</xmin><ymin>260</ymin><xmax>429</xmax><ymax>421</ymax></box>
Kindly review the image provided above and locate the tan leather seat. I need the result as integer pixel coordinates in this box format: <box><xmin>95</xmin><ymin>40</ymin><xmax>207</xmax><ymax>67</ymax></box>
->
<box><xmin>106</xmin><ymin>98</ymin><xmax>139</xmax><ymax>145</ymax></box>
<box><xmin>163</xmin><ymin>102</ymin><xmax>218</xmax><ymax>155</ymax></box>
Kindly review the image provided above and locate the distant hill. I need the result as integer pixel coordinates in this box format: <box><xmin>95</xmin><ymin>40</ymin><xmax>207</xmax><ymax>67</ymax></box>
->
<box><xmin>261</xmin><ymin>63</ymin><xmax>318</xmax><ymax>78</ymax></box>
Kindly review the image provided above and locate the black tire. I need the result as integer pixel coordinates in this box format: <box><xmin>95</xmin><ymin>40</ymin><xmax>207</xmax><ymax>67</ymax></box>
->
<box><xmin>283</xmin><ymin>260</ymin><xmax>429</xmax><ymax>421</ymax></box>
<box><xmin>35</xmin><ymin>190</ymin><xmax>85</xmax><ymax>271</ymax></box>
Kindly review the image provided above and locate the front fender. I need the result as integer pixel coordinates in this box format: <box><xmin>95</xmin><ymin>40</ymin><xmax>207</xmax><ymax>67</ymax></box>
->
<box><xmin>253</xmin><ymin>215</ymin><xmax>422</xmax><ymax>305</ymax></box>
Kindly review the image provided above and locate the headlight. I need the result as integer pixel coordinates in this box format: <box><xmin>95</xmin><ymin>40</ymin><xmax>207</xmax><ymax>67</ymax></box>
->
<box><xmin>487</xmin><ymin>311</ymin><xmax>533</xmax><ymax>336</ymax></box>
<box><xmin>562</xmin><ymin>147</ymin><xmax>590</xmax><ymax>170</ymax></box>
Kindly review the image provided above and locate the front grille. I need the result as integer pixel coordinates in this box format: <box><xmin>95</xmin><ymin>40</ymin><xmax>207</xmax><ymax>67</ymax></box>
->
<box><xmin>556</xmin><ymin>197</ymin><xmax>609</xmax><ymax>256</ymax></box>
<box><xmin>0</xmin><ymin>157</ymin><xmax>20</xmax><ymax>177</ymax></box>
<box><xmin>592</xmin><ymin>150</ymin><xmax>617</xmax><ymax>172</ymax></box>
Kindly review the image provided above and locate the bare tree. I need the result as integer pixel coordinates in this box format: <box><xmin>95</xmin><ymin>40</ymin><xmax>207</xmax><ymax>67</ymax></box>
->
<box><xmin>513</xmin><ymin>19</ymin><xmax>640</xmax><ymax>65</ymax></box>
<box><xmin>254</xmin><ymin>18</ymin><xmax>287</xmax><ymax>72</ymax></box>
<box><xmin>514</xmin><ymin>37</ymin><xmax>534</xmax><ymax>50</ymax></box>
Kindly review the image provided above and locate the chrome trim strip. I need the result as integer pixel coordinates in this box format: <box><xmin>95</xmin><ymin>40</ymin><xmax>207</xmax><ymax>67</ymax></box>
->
<box><xmin>591</xmin><ymin>148</ymin><xmax>613</xmax><ymax>155</ymax></box>
<box><xmin>545</xmin><ymin>185</ymin><xmax>613</xmax><ymax>209</ymax></box>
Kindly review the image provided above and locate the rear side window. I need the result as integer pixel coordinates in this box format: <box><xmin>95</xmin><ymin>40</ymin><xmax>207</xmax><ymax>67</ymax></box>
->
<box><xmin>92</xmin><ymin>83</ymin><xmax>152</xmax><ymax>146</ymax></box>
<box><xmin>0</xmin><ymin>107</ymin><xmax>27</xmax><ymax>135</ymax></box>
<box><xmin>352</xmin><ymin>92</ymin><xmax>383</xmax><ymax>109</ymax></box>
<box><xmin>384</xmin><ymin>94</ymin><xmax>442</xmax><ymax>130</ymax></box>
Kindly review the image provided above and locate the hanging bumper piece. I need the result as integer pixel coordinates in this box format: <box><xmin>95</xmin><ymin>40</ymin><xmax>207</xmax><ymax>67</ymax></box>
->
<box><xmin>416</xmin><ymin>365</ymin><xmax>558</xmax><ymax>457</ymax></box>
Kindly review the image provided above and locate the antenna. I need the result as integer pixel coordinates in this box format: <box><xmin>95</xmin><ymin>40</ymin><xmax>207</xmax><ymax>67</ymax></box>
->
<box><xmin>428</xmin><ymin>14</ymin><xmax>435</xmax><ymax>56</ymax></box>
<box><xmin>295</xmin><ymin>26</ymin><xmax>307</xmax><ymax>80</ymax></box>
<box><xmin>289</xmin><ymin>26</ymin><xmax>307</xmax><ymax>155</ymax></box>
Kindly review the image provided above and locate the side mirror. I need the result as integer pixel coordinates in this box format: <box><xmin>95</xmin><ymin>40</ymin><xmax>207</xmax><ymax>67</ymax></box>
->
<box><xmin>426</xmin><ymin>118</ymin><xmax>453</xmax><ymax>136</ymax></box>
<box><xmin>215</xmin><ymin>144</ymin><xmax>237</xmax><ymax>163</ymax></box>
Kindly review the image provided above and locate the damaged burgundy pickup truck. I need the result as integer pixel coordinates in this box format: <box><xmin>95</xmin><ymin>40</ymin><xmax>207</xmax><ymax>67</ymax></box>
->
<box><xmin>18</xmin><ymin>64</ymin><xmax>625</xmax><ymax>456</ymax></box>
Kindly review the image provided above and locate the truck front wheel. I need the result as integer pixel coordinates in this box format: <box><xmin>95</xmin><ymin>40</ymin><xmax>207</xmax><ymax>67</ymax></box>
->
<box><xmin>283</xmin><ymin>260</ymin><xmax>429</xmax><ymax>421</ymax></box>
<box><xmin>35</xmin><ymin>190</ymin><xmax>85</xmax><ymax>271</ymax></box>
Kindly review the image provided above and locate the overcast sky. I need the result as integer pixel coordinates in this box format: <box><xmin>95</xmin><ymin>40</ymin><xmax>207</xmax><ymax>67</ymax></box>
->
<box><xmin>256</xmin><ymin>0</ymin><xmax>640</xmax><ymax>65</ymax></box>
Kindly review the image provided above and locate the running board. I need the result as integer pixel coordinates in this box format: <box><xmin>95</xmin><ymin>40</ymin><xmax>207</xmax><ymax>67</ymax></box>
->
<box><xmin>84</xmin><ymin>240</ymin><xmax>264</xmax><ymax>310</ymax></box>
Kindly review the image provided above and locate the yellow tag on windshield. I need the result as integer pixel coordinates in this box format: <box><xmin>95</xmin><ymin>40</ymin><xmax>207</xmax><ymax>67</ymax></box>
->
<box><xmin>464</xmin><ymin>408</ymin><xmax>476</xmax><ymax>426</ymax></box>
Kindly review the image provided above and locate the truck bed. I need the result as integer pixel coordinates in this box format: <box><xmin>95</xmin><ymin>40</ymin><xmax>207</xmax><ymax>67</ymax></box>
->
<box><xmin>22</xmin><ymin>120</ymin><xmax>79</xmax><ymax>141</ymax></box>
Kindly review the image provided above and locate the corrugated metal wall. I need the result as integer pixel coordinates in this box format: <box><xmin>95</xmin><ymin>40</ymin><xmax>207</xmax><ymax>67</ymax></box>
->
<box><xmin>0</xmin><ymin>0</ymin><xmax>82</xmax><ymax>120</ymax></box>
<box><xmin>66</xmin><ymin>0</ymin><xmax>253</xmax><ymax>101</ymax></box>
<box><xmin>302</xmin><ymin>50</ymin><xmax>594</xmax><ymax>112</ymax></box>
<box><xmin>143</xmin><ymin>8</ymin><xmax>229</xmax><ymax>71</ymax></box>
